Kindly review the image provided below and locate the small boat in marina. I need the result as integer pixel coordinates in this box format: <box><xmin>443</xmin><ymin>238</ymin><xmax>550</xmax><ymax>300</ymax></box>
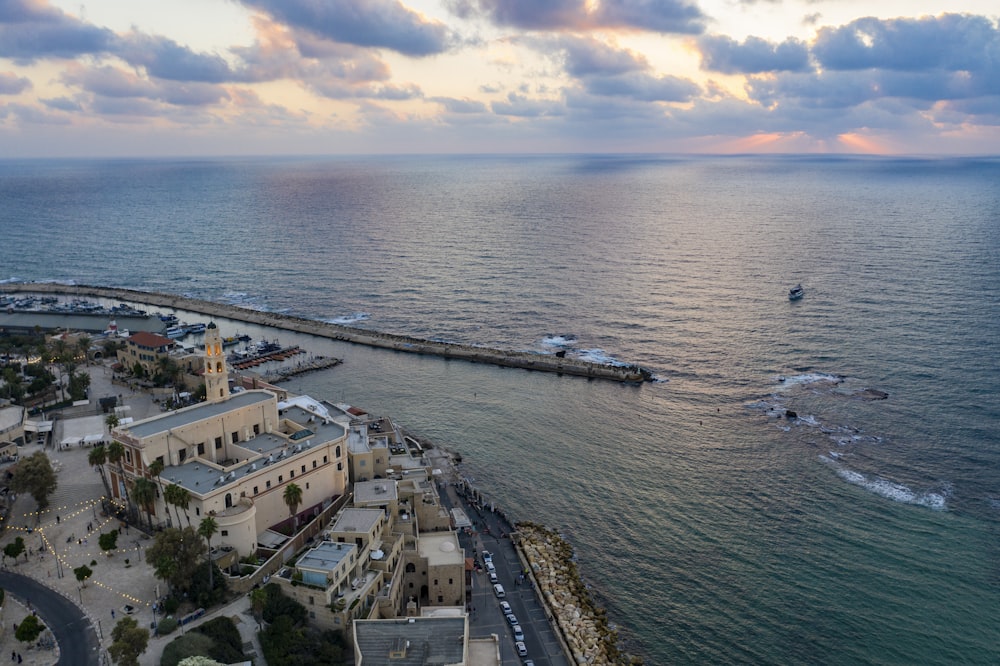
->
<box><xmin>788</xmin><ymin>284</ymin><xmax>804</xmax><ymax>301</ymax></box>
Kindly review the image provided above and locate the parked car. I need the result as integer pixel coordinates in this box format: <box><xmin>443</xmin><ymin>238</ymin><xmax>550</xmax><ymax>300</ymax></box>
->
<box><xmin>493</xmin><ymin>584</ymin><xmax>506</xmax><ymax>598</ymax></box>
<box><xmin>506</xmin><ymin>613</ymin><xmax>518</xmax><ymax>625</ymax></box>
<box><xmin>489</xmin><ymin>571</ymin><xmax>498</xmax><ymax>584</ymax></box>
<box><xmin>515</xmin><ymin>641</ymin><xmax>528</xmax><ymax>657</ymax></box>
<box><xmin>499</xmin><ymin>601</ymin><xmax>512</xmax><ymax>614</ymax></box>
<box><xmin>513</xmin><ymin>624</ymin><xmax>525</xmax><ymax>641</ymax></box>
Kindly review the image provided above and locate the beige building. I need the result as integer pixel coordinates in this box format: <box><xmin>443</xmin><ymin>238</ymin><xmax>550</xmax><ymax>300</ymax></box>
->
<box><xmin>106</xmin><ymin>323</ymin><xmax>350</xmax><ymax>557</ymax></box>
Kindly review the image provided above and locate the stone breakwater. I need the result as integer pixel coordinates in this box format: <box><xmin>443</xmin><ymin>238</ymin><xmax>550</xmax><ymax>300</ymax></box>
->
<box><xmin>0</xmin><ymin>283</ymin><xmax>653</xmax><ymax>383</ymax></box>
<box><xmin>515</xmin><ymin>523</ymin><xmax>643</xmax><ymax>666</ymax></box>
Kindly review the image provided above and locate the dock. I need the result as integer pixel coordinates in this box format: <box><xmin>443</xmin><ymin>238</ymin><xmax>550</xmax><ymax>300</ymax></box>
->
<box><xmin>0</xmin><ymin>284</ymin><xmax>653</xmax><ymax>383</ymax></box>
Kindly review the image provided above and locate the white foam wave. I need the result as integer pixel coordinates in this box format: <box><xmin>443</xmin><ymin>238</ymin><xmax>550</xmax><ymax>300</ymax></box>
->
<box><xmin>778</xmin><ymin>372</ymin><xmax>844</xmax><ymax>388</ymax></box>
<box><xmin>574</xmin><ymin>348</ymin><xmax>626</xmax><ymax>366</ymax></box>
<box><xmin>541</xmin><ymin>334</ymin><xmax>577</xmax><ymax>348</ymax></box>
<box><xmin>326</xmin><ymin>312</ymin><xmax>371</xmax><ymax>325</ymax></box>
<box><xmin>830</xmin><ymin>465</ymin><xmax>946</xmax><ymax>510</ymax></box>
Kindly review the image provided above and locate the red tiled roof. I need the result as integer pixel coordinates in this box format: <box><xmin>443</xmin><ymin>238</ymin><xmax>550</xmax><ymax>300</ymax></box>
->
<box><xmin>128</xmin><ymin>331</ymin><xmax>174</xmax><ymax>347</ymax></box>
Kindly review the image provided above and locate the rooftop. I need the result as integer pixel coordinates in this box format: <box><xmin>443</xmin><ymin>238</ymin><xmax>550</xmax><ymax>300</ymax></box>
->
<box><xmin>354</xmin><ymin>616</ymin><xmax>468</xmax><ymax>666</ymax></box>
<box><xmin>296</xmin><ymin>540</ymin><xmax>356</xmax><ymax>574</ymax></box>
<box><xmin>125</xmin><ymin>390</ymin><xmax>273</xmax><ymax>439</ymax></box>
<box><xmin>331</xmin><ymin>507</ymin><xmax>383</xmax><ymax>535</ymax></box>
<box><xmin>354</xmin><ymin>479</ymin><xmax>398</xmax><ymax>504</ymax></box>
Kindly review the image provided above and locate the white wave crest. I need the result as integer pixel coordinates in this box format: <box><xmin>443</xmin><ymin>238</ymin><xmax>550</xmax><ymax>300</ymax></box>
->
<box><xmin>575</xmin><ymin>348</ymin><xmax>626</xmax><ymax>366</ymax></box>
<box><xmin>778</xmin><ymin>373</ymin><xmax>845</xmax><ymax>388</ymax></box>
<box><xmin>541</xmin><ymin>334</ymin><xmax>577</xmax><ymax>348</ymax></box>
<box><xmin>326</xmin><ymin>312</ymin><xmax>371</xmax><ymax>325</ymax></box>
<box><xmin>830</xmin><ymin>465</ymin><xmax>946</xmax><ymax>510</ymax></box>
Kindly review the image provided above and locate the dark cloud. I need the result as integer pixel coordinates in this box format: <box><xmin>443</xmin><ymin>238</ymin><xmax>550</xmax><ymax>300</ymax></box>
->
<box><xmin>239</xmin><ymin>0</ymin><xmax>452</xmax><ymax>56</ymax></box>
<box><xmin>0</xmin><ymin>0</ymin><xmax>116</xmax><ymax>60</ymax></box>
<box><xmin>585</xmin><ymin>71</ymin><xmax>700</xmax><ymax>102</ymax></box>
<box><xmin>432</xmin><ymin>96</ymin><xmax>489</xmax><ymax>113</ymax></box>
<box><xmin>0</xmin><ymin>101</ymin><xmax>71</xmax><ymax>124</ymax></box>
<box><xmin>698</xmin><ymin>35</ymin><xmax>810</xmax><ymax>74</ymax></box>
<box><xmin>557</xmin><ymin>36</ymin><xmax>647</xmax><ymax>76</ymax></box>
<box><xmin>813</xmin><ymin>13</ymin><xmax>998</xmax><ymax>72</ymax></box>
<box><xmin>62</xmin><ymin>65</ymin><xmax>229</xmax><ymax>107</ymax></box>
<box><xmin>448</xmin><ymin>0</ymin><xmax>704</xmax><ymax>33</ymax></box>
<box><xmin>41</xmin><ymin>96</ymin><xmax>82</xmax><ymax>112</ymax></box>
<box><xmin>118</xmin><ymin>34</ymin><xmax>242</xmax><ymax>83</ymax></box>
<box><xmin>0</xmin><ymin>71</ymin><xmax>31</xmax><ymax>94</ymax></box>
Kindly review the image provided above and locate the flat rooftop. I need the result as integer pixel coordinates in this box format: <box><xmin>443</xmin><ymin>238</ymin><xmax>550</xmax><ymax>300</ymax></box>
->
<box><xmin>354</xmin><ymin>616</ymin><xmax>467</xmax><ymax>666</ymax></box>
<box><xmin>297</xmin><ymin>541</ymin><xmax>356</xmax><ymax>574</ymax></box>
<box><xmin>331</xmin><ymin>507</ymin><xmax>383</xmax><ymax>535</ymax></box>
<box><xmin>125</xmin><ymin>390</ymin><xmax>272</xmax><ymax>438</ymax></box>
<box><xmin>354</xmin><ymin>479</ymin><xmax>398</xmax><ymax>504</ymax></box>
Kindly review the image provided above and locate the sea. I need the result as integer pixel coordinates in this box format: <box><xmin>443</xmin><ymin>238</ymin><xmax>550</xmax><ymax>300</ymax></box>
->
<box><xmin>1</xmin><ymin>154</ymin><xmax>999</xmax><ymax>665</ymax></box>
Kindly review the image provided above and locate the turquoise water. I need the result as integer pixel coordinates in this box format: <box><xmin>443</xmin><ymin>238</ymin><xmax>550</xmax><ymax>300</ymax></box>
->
<box><xmin>1</xmin><ymin>154</ymin><xmax>998</xmax><ymax>664</ymax></box>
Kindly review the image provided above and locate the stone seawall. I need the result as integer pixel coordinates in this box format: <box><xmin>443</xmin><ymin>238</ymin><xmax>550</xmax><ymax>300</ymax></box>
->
<box><xmin>1</xmin><ymin>283</ymin><xmax>653</xmax><ymax>383</ymax></box>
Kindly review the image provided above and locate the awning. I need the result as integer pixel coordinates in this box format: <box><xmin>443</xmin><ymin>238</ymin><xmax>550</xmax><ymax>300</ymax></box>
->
<box><xmin>60</xmin><ymin>436</ymin><xmax>82</xmax><ymax>447</ymax></box>
<box><xmin>84</xmin><ymin>434</ymin><xmax>105</xmax><ymax>445</ymax></box>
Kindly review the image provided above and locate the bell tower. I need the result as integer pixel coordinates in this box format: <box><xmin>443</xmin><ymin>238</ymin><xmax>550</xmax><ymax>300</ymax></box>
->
<box><xmin>203</xmin><ymin>322</ymin><xmax>230</xmax><ymax>402</ymax></box>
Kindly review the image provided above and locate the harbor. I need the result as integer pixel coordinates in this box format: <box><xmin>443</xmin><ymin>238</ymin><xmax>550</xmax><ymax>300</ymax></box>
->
<box><xmin>0</xmin><ymin>283</ymin><xmax>654</xmax><ymax>383</ymax></box>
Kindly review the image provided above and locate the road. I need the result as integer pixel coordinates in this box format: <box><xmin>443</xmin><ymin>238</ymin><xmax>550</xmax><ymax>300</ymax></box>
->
<box><xmin>0</xmin><ymin>571</ymin><xmax>100</xmax><ymax>666</ymax></box>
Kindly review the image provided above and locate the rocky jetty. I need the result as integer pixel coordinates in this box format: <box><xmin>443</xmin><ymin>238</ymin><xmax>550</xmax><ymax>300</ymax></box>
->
<box><xmin>516</xmin><ymin>523</ymin><xmax>642</xmax><ymax>665</ymax></box>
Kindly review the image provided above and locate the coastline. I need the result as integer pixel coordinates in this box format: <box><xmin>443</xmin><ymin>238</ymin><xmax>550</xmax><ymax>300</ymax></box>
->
<box><xmin>0</xmin><ymin>283</ymin><xmax>653</xmax><ymax>383</ymax></box>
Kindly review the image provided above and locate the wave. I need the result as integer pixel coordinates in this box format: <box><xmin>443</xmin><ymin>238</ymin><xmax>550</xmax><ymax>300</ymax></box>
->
<box><xmin>776</xmin><ymin>372</ymin><xmax>845</xmax><ymax>388</ymax></box>
<box><xmin>541</xmin><ymin>334</ymin><xmax>577</xmax><ymax>348</ymax></box>
<box><xmin>820</xmin><ymin>458</ymin><xmax>947</xmax><ymax>510</ymax></box>
<box><xmin>326</xmin><ymin>312</ymin><xmax>371</xmax><ymax>325</ymax></box>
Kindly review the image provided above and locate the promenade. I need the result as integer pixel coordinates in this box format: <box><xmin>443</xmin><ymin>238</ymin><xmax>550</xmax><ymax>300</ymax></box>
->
<box><xmin>0</xmin><ymin>361</ymin><xmax>265</xmax><ymax>666</ymax></box>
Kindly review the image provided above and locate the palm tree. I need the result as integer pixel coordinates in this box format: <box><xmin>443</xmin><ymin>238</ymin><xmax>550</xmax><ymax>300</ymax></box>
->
<box><xmin>175</xmin><ymin>485</ymin><xmax>192</xmax><ymax>526</ymax></box>
<box><xmin>283</xmin><ymin>483</ymin><xmax>303</xmax><ymax>532</ymax></box>
<box><xmin>198</xmin><ymin>516</ymin><xmax>219</xmax><ymax>592</ymax></box>
<box><xmin>88</xmin><ymin>445</ymin><xmax>113</xmax><ymax>500</ymax></box>
<box><xmin>106</xmin><ymin>441</ymin><xmax>135</xmax><ymax>522</ymax></box>
<box><xmin>76</xmin><ymin>335</ymin><xmax>92</xmax><ymax>366</ymax></box>
<box><xmin>132</xmin><ymin>477</ymin><xmax>157</xmax><ymax>532</ymax></box>
<box><xmin>148</xmin><ymin>458</ymin><xmax>165</xmax><ymax>522</ymax></box>
<box><xmin>163</xmin><ymin>484</ymin><xmax>183</xmax><ymax>528</ymax></box>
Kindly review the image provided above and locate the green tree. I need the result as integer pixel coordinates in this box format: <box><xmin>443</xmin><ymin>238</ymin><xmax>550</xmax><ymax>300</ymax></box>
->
<box><xmin>283</xmin><ymin>482</ymin><xmax>303</xmax><ymax>531</ymax></box>
<box><xmin>197</xmin><ymin>516</ymin><xmax>219</xmax><ymax>592</ymax></box>
<box><xmin>14</xmin><ymin>614</ymin><xmax>45</xmax><ymax>644</ymax></box>
<box><xmin>146</xmin><ymin>527</ymin><xmax>206</xmax><ymax>595</ymax></box>
<box><xmin>89</xmin><ymin>445</ymin><xmax>113</xmax><ymax>500</ymax></box>
<box><xmin>109</xmin><ymin>616</ymin><xmax>150</xmax><ymax>666</ymax></box>
<box><xmin>3</xmin><ymin>537</ymin><xmax>26</xmax><ymax>565</ymax></box>
<box><xmin>250</xmin><ymin>587</ymin><xmax>267</xmax><ymax>630</ymax></box>
<box><xmin>10</xmin><ymin>451</ymin><xmax>58</xmax><ymax>511</ymax></box>
<box><xmin>148</xmin><ymin>458</ymin><xmax>165</xmax><ymax>504</ymax></box>
<box><xmin>76</xmin><ymin>334</ymin><xmax>92</xmax><ymax>365</ymax></box>
<box><xmin>68</xmin><ymin>367</ymin><xmax>91</xmax><ymax>401</ymax></box>
<box><xmin>74</xmin><ymin>564</ymin><xmax>94</xmax><ymax>587</ymax></box>
<box><xmin>163</xmin><ymin>484</ymin><xmax>183</xmax><ymax>527</ymax></box>
<box><xmin>99</xmin><ymin>529</ymin><xmax>119</xmax><ymax>555</ymax></box>
<box><xmin>132</xmin><ymin>477</ymin><xmax>158</xmax><ymax>532</ymax></box>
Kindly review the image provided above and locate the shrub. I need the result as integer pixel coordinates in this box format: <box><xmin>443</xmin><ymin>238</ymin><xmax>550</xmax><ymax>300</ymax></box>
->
<box><xmin>163</xmin><ymin>597</ymin><xmax>181</xmax><ymax>615</ymax></box>
<box><xmin>157</xmin><ymin>617</ymin><xmax>179</xmax><ymax>635</ymax></box>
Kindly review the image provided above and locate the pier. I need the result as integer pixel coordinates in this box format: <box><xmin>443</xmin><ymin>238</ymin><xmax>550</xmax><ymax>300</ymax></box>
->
<box><xmin>0</xmin><ymin>283</ymin><xmax>653</xmax><ymax>383</ymax></box>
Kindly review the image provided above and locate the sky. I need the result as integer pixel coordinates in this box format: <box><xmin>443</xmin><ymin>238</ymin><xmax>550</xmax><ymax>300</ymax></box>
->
<box><xmin>1</xmin><ymin>0</ymin><xmax>998</xmax><ymax>156</ymax></box>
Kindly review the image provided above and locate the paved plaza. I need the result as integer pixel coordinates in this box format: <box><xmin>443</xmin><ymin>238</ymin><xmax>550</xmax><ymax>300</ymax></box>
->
<box><xmin>0</xmin><ymin>361</ymin><xmax>264</xmax><ymax>665</ymax></box>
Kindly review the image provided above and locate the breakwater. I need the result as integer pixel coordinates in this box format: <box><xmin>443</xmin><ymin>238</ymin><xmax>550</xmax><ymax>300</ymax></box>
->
<box><xmin>0</xmin><ymin>283</ymin><xmax>653</xmax><ymax>383</ymax></box>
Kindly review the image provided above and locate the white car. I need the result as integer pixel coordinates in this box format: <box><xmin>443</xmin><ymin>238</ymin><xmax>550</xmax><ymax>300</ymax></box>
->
<box><xmin>513</xmin><ymin>624</ymin><xmax>524</xmax><ymax>641</ymax></box>
<box><xmin>515</xmin><ymin>641</ymin><xmax>528</xmax><ymax>657</ymax></box>
<box><xmin>499</xmin><ymin>601</ymin><xmax>512</xmax><ymax>614</ymax></box>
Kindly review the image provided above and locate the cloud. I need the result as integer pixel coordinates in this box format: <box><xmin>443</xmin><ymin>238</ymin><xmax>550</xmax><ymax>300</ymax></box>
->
<box><xmin>431</xmin><ymin>96</ymin><xmax>489</xmax><ymax>113</ymax></box>
<box><xmin>557</xmin><ymin>36</ymin><xmax>647</xmax><ymax>76</ymax></box>
<box><xmin>117</xmin><ymin>33</ymin><xmax>243</xmax><ymax>83</ymax></box>
<box><xmin>40</xmin><ymin>95</ymin><xmax>81</xmax><ymax>112</ymax></box>
<box><xmin>239</xmin><ymin>0</ymin><xmax>452</xmax><ymax>57</ymax></box>
<box><xmin>813</xmin><ymin>13</ymin><xmax>999</xmax><ymax>73</ymax></box>
<box><xmin>585</xmin><ymin>71</ymin><xmax>700</xmax><ymax>102</ymax></box>
<box><xmin>0</xmin><ymin>0</ymin><xmax>117</xmax><ymax>60</ymax></box>
<box><xmin>491</xmin><ymin>92</ymin><xmax>564</xmax><ymax>117</ymax></box>
<box><xmin>61</xmin><ymin>64</ymin><xmax>230</xmax><ymax>108</ymax></box>
<box><xmin>448</xmin><ymin>0</ymin><xmax>705</xmax><ymax>34</ymax></box>
<box><xmin>698</xmin><ymin>35</ymin><xmax>810</xmax><ymax>74</ymax></box>
<box><xmin>0</xmin><ymin>71</ymin><xmax>31</xmax><ymax>94</ymax></box>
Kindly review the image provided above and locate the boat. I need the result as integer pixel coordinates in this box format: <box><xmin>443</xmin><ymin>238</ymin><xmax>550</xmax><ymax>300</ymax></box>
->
<box><xmin>788</xmin><ymin>284</ymin><xmax>804</xmax><ymax>301</ymax></box>
<box><xmin>186</xmin><ymin>323</ymin><xmax>207</xmax><ymax>334</ymax></box>
<box><xmin>164</xmin><ymin>325</ymin><xmax>188</xmax><ymax>339</ymax></box>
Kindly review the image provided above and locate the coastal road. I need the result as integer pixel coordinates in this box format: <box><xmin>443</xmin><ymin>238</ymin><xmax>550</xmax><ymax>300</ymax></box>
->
<box><xmin>0</xmin><ymin>571</ymin><xmax>100</xmax><ymax>666</ymax></box>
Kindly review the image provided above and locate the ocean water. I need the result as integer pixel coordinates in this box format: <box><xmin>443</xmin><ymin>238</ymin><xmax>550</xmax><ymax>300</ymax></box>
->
<box><xmin>2</xmin><ymin>154</ymin><xmax>999</xmax><ymax>664</ymax></box>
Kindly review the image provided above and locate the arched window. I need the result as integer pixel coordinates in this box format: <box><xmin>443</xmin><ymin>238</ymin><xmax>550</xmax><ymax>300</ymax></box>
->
<box><xmin>405</xmin><ymin>563</ymin><xmax>416</xmax><ymax>573</ymax></box>
<box><xmin>225</xmin><ymin>493</ymin><xmax>233</xmax><ymax>508</ymax></box>
<box><xmin>335</xmin><ymin>445</ymin><xmax>342</xmax><ymax>457</ymax></box>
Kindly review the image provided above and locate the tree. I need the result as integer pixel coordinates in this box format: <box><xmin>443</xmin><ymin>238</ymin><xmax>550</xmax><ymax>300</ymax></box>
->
<box><xmin>132</xmin><ymin>477</ymin><xmax>157</xmax><ymax>532</ymax></box>
<box><xmin>105</xmin><ymin>412</ymin><xmax>120</xmax><ymax>432</ymax></box>
<box><xmin>3</xmin><ymin>537</ymin><xmax>26</xmax><ymax>565</ymax></box>
<box><xmin>198</xmin><ymin>516</ymin><xmax>219</xmax><ymax>592</ymax></box>
<box><xmin>165</xmin><ymin>483</ymin><xmax>192</xmax><ymax>526</ymax></box>
<box><xmin>146</xmin><ymin>527</ymin><xmax>206</xmax><ymax>595</ymax></box>
<box><xmin>14</xmin><ymin>614</ymin><xmax>45</xmax><ymax>644</ymax></box>
<box><xmin>99</xmin><ymin>530</ymin><xmax>119</xmax><ymax>555</ymax></box>
<box><xmin>68</xmin><ymin>368</ymin><xmax>91</xmax><ymax>401</ymax></box>
<box><xmin>76</xmin><ymin>334</ymin><xmax>92</xmax><ymax>365</ymax></box>
<box><xmin>249</xmin><ymin>587</ymin><xmax>267</xmax><ymax>630</ymax></box>
<box><xmin>109</xmin><ymin>616</ymin><xmax>150</xmax><ymax>666</ymax></box>
<box><xmin>148</xmin><ymin>458</ymin><xmax>165</xmax><ymax>508</ymax></box>
<box><xmin>89</xmin><ymin>445</ymin><xmax>113</xmax><ymax>500</ymax></box>
<box><xmin>283</xmin><ymin>482</ymin><xmax>303</xmax><ymax>531</ymax></box>
<box><xmin>74</xmin><ymin>564</ymin><xmax>94</xmax><ymax>587</ymax></box>
<box><xmin>10</xmin><ymin>451</ymin><xmax>58</xmax><ymax>511</ymax></box>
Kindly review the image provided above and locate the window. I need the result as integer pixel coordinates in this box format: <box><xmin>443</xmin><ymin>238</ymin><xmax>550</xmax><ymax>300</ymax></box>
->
<box><xmin>231</xmin><ymin>431</ymin><xmax>238</xmax><ymax>444</ymax></box>
<box><xmin>308</xmin><ymin>596</ymin><xmax>314</xmax><ymax>605</ymax></box>
<box><xmin>221</xmin><ymin>530</ymin><xmax>229</xmax><ymax>536</ymax></box>
<box><xmin>336</xmin><ymin>445</ymin><xmax>341</xmax><ymax>457</ymax></box>
<box><xmin>449</xmin><ymin>578</ymin><xmax>453</xmax><ymax>585</ymax></box>
<box><xmin>253</xmin><ymin>424</ymin><xmax>260</xmax><ymax>435</ymax></box>
<box><xmin>306</xmin><ymin>483</ymin><xmax>309</xmax><ymax>490</ymax></box>
<box><xmin>309</xmin><ymin>611</ymin><xmax>315</xmax><ymax>619</ymax></box>
<box><xmin>312</xmin><ymin>460</ymin><xmax>317</xmax><ymax>469</ymax></box>
<box><xmin>266</xmin><ymin>480</ymin><xmax>271</xmax><ymax>489</ymax></box>
<box><xmin>434</xmin><ymin>579</ymin><xmax>438</xmax><ymax>585</ymax></box>
<box><xmin>195</xmin><ymin>508</ymin><xmax>200</xmax><ymax>516</ymax></box>
<box><xmin>278</xmin><ymin>475</ymin><xmax>283</xmax><ymax>483</ymax></box>
<box><xmin>156</xmin><ymin>455</ymin><xmax>164</xmax><ymax>466</ymax></box>
<box><xmin>125</xmin><ymin>450</ymin><xmax>132</xmax><ymax>464</ymax></box>
<box><xmin>197</xmin><ymin>442</ymin><xmax>205</xmax><ymax>455</ymax></box>
<box><xmin>437</xmin><ymin>595</ymin><xmax>443</xmax><ymax>603</ymax></box>
<box><xmin>337</xmin><ymin>462</ymin><xmax>343</xmax><ymax>471</ymax></box>
<box><xmin>253</xmin><ymin>486</ymin><xmax>258</xmax><ymax>495</ymax></box>
<box><xmin>323</xmin><ymin>456</ymin><xmax>328</xmax><ymax>463</ymax></box>
<box><xmin>178</xmin><ymin>449</ymin><xmax>187</xmax><ymax>463</ymax></box>
<box><xmin>359</xmin><ymin>460</ymin><xmax>366</xmax><ymax>467</ymax></box>
<box><xmin>301</xmin><ymin>465</ymin><xmax>306</xmax><ymax>474</ymax></box>
<box><xmin>215</xmin><ymin>437</ymin><xmax>223</xmax><ymax>449</ymax></box>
